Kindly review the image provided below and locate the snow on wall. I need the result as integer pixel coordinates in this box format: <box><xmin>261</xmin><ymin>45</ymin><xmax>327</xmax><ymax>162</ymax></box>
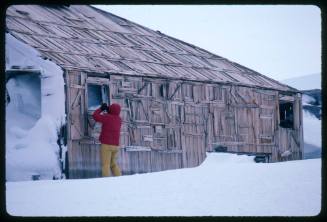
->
<box><xmin>6</xmin><ymin>74</ymin><xmax>41</xmax><ymax>119</ymax></box>
<box><xmin>6</xmin><ymin>34</ymin><xmax>65</xmax><ymax>126</ymax></box>
<box><xmin>6</xmin><ymin>33</ymin><xmax>66</xmax><ymax>181</ymax></box>
<box><xmin>6</xmin><ymin>77</ymin><xmax>40</xmax><ymax>131</ymax></box>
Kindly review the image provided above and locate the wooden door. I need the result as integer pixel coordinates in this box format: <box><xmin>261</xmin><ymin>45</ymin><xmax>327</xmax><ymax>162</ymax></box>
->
<box><xmin>181</xmin><ymin>104</ymin><xmax>206</xmax><ymax>168</ymax></box>
<box><xmin>235</xmin><ymin>106</ymin><xmax>259</xmax><ymax>153</ymax></box>
<box><xmin>68</xmin><ymin>72</ymin><xmax>86</xmax><ymax>140</ymax></box>
<box><xmin>258</xmin><ymin>92</ymin><xmax>277</xmax><ymax>154</ymax></box>
<box><xmin>67</xmin><ymin>71</ymin><xmax>87</xmax><ymax>178</ymax></box>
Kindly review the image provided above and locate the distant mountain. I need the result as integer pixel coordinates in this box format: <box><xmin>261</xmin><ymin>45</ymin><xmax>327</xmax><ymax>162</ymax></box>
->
<box><xmin>302</xmin><ymin>90</ymin><xmax>321</xmax><ymax>159</ymax></box>
<box><xmin>281</xmin><ymin>73</ymin><xmax>321</xmax><ymax>90</ymax></box>
<box><xmin>302</xmin><ymin>89</ymin><xmax>321</xmax><ymax>120</ymax></box>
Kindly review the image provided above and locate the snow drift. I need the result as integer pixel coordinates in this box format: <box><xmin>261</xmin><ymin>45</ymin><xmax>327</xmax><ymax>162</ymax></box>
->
<box><xmin>5</xmin><ymin>33</ymin><xmax>66</xmax><ymax>181</ymax></box>
<box><xmin>6</xmin><ymin>153</ymin><xmax>321</xmax><ymax>217</ymax></box>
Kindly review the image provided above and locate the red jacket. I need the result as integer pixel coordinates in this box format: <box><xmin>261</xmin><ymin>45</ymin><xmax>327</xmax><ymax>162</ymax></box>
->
<box><xmin>92</xmin><ymin>103</ymin><xmax>122</xmax><ymax>146</ymax></box>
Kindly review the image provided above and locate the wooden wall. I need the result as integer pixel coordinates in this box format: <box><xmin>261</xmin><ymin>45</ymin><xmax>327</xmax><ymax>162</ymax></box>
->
<box><xmin>65</xmin><ymin>70</ymin><xmax>303</xmax><ymax>179</ymax></box>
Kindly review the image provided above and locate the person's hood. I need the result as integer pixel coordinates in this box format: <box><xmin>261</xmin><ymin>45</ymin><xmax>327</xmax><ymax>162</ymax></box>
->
<box><xmin>108</xmin><ymin>103</ymin><xmax>121</xmax><ymax>115</ymax></box>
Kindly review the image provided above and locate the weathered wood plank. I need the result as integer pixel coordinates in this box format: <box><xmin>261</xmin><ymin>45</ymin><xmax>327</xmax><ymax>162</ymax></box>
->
<box><xmin>67</xmin><ymin>72</ymin><xmax>302</xmax><ymax>178</ymax></box>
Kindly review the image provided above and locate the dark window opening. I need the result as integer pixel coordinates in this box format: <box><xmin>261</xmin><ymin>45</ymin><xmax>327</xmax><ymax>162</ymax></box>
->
<box><xmin>159</xmin><ymin>84</ymin><xmax>166</xmax><ymax>98</ymax></box>
<box><xmin>87</xmin><ymin>84</ymin><xmax>109</xmax><ymax>111</ymax></box>
<box><xmin>279</xmin><ymin>102</ymin><xmax>293</xmax><ymax>128</ymax></box>
<box><xmin>167</xmin><ymin>130</ymin><xmax>176</xmax><ymax>150</ymax></box>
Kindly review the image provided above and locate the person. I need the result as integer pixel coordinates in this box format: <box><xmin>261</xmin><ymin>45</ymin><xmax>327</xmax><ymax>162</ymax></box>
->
<box><xmin>92</xmin><ymin>103</ymin><xmax>122</xmax><ymax>177</ymax></box>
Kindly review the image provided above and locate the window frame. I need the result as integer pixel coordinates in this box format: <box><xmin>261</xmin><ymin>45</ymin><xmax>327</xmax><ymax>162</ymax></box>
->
<box><xmin>85</xmin><ymin>77</ymin><xmax>110</xmax><ymax>137</ymax></box>
<box><xmin>85</xmin><ymin>77</ymin><xmax>110</xmax><ymax>113</ymax></box>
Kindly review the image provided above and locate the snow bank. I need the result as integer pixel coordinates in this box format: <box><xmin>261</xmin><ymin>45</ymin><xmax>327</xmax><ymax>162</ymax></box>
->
<box><xmin>6</xmin><ymin>33</ymin><xmax>66</xmax><ymax>181</ymax></box>
<box><xmin>6</xmin><ymin>153</ymin><xmax>321</xmax><ymax>216</ymax></box>
<box><xmin>6</xmin><ymin>116</ymin><xmax>62</xmax><ymax>181</ymax></box>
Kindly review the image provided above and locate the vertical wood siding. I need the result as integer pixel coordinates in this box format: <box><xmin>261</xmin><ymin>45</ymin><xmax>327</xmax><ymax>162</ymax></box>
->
<box><xmin>67</xmin><ymin>71</ymin><xmax>303</xmax><ymax>179</ymax></box>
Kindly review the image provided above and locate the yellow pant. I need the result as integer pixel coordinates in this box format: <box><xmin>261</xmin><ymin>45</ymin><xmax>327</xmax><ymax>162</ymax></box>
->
<box><xmin>100</xmin><ymin>144</ymin><xmax>122</xmax><ymax>177</ymax></box>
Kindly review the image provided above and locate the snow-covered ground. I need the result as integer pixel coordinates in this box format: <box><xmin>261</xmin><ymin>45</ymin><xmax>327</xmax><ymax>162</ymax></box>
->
<box><xmin>6</xmin><ymin>153</ymin><xmax>321</xmax><ymax>217</ymax></box>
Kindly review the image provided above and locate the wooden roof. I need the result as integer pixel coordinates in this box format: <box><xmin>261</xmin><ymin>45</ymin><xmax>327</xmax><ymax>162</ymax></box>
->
<box><xmin>6</xmin><ymin>5</ymin><xmax>296</xmax><ymax>92</ymax></box>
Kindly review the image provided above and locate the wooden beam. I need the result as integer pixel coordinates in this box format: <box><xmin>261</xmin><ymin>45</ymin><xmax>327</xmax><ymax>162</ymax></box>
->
<box><xmin>70</xmin><ymin>84</ymin><xmax>85</xmax><ymax>89</ymax></box>
<box><xmin>137</xmin><ymin>81</ymin><xmax>149</xmax><ymax>94</ymax></box>
<box><xmin>279</xmin><ymin>95</ymin><xmax>295</xmax><ymax>102</ymax></box>
<box><xmin>169</xmin><ymin>83</ymin><xmax>181</xmax><ymax>100</ymax></box>
<box><xmin>71</xmin><ymin>89</ymin><xmax>81</xmax><ymax>109</ymax></box>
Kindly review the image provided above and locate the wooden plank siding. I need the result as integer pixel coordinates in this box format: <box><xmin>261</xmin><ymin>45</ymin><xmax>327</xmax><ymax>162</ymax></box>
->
<box><xmin>66</xmin><ymin>71</ymin><xmax>303</xmax><ymax>179</ymax></box>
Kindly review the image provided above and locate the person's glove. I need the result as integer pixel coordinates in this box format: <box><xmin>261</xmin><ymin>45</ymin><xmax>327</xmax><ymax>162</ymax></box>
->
<box><xmin>100</xmin><ymin>103</ymin><xmax>108</xmax><ymax>111</ymax></box>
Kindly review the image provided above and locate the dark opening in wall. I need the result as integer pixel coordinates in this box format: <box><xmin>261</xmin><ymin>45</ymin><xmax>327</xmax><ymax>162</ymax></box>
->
<box><xmin>279</xmin><ymin>101</ymin><xmax>293</xmax><ymax>128</ymax></box>
<box><xmin>159</xmin><ymin>84</ymin><xmax>165</xmax><ymax>98</ymax></box>
<box><xmin>87</xmin><ymin>84</ymin><xmax>109</xmax><ymax>111</ymax></box>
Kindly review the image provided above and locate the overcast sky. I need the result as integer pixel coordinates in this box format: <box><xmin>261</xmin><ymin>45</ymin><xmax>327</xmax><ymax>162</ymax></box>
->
<box><xmin>95</xmin><ymin>5</ymin><xmax>321</xmax><ymax>81</ymax></box>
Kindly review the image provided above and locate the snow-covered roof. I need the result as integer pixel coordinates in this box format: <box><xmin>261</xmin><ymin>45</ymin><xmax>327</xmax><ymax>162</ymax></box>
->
<box><xmin>6</xmin><ymin>5</ymin><xmax>296</xmax><ymax>92</ymax></box>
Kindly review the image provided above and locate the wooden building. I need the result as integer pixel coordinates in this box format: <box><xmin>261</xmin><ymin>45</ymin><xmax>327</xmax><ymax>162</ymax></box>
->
<box><xmin>5</xmin><ymin>5</ymin><xmax>304</xmax><ymax>179</ymax></box>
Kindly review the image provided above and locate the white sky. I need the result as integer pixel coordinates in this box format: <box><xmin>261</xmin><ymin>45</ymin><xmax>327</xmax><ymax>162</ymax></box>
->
<box><xmin>94</xmin><ymin>5</ymin><xmax>321</xmax><ymax>81</ymax></box>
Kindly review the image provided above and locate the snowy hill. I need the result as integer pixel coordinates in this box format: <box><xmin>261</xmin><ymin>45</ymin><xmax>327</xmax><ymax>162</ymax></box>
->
<box><xmin>302</xmin><ymin>89</ymin><xmax>321</xmax><ymax>120</ymax></box>
<box><xmin>281</xmin><ymin>74</ymin><xmax>321</xmax><ymax>159</ymax></box>
<box><xmin>281</xmin><ymin>73</ymin><xmax>321</xmax><ymax>90</ymax></box>
<box><xmin>302</xmin><ymin>90</ymin><xmax>322</xmax><ymax>159</ymax></box>
<box><xmin>6</xmin><ymin>152</ymin><xmax>321</xmax><ymax>216</ymax></box>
